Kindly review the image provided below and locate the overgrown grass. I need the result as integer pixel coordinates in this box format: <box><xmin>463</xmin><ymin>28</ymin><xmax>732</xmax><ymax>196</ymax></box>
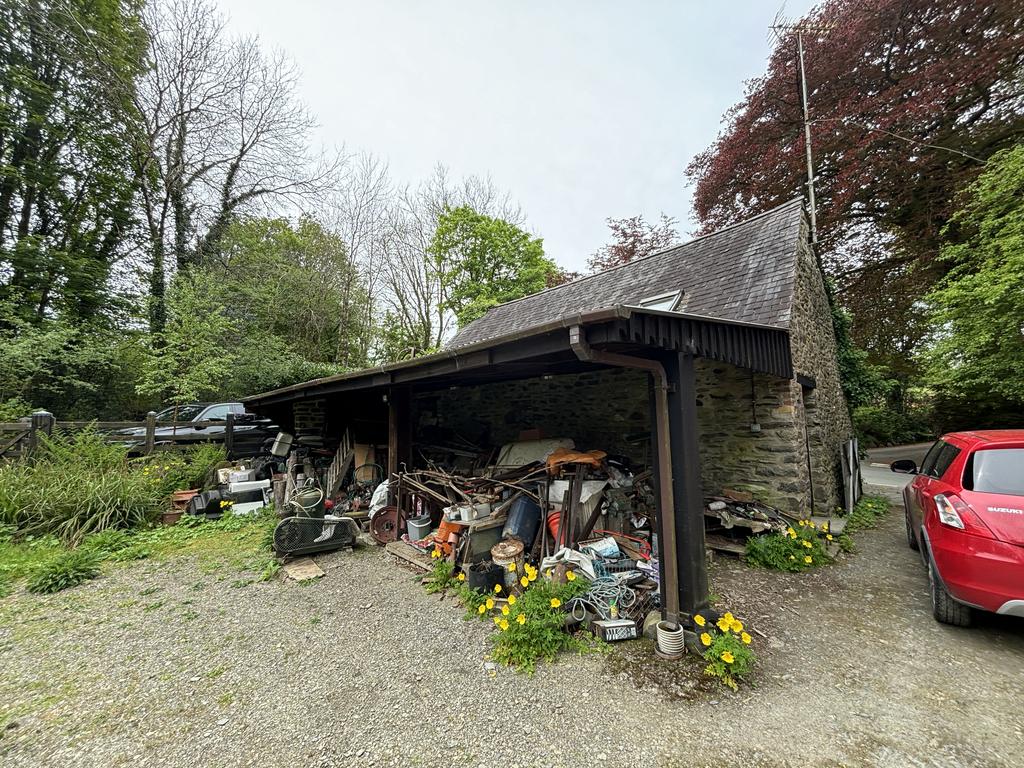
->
<box><xmin>0</xmin><ymin>429</ymin><xmax>225</xmax><ymax>544</ymax></box>
<box><xmin>843</xmin><ymin>494</ymin><xmax>890</xmax><ymax>535</ymax></box>
<box><xmin>0</xmin><ymin>508</ymin><xmax>280</xmax><ymax>597</ymax></box>
<box><xmin>26</xmin><ymin>550</ymin><xmax>102</xmax><ymax>594</ymax></box>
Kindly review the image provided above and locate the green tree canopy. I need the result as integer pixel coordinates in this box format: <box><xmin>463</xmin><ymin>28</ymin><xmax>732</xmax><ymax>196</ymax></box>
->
<box><xmin>0</xmin><ymin>0</ymin><xmax>147</xmax><ymax>326</ymax></box>
<box><xmin>428</xmin><ymin>206</ymin><xmax>556</xmax><ymax>326</ymax></box>
<box><xmin>924</xmin><ymin>145</ymin><xmax>1024</xmax><ymax>426</ymax></box>
<box><xmin>139</xmin><ymin>215</ymin><xmax>371</xmax><ymax>405</ymax></box>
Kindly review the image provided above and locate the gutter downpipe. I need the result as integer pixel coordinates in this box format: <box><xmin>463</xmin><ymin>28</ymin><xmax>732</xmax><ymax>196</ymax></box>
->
<box><xmin>568</xmin><ymin>325</ymin><xmax>681</xmax><ymax>627</ymax></box>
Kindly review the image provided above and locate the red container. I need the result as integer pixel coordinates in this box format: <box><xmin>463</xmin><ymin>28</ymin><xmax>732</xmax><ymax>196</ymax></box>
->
<box><xmin>547</xmin><ymin>510</ymin><xmax>566</xmax><ymax>546</ymax></box>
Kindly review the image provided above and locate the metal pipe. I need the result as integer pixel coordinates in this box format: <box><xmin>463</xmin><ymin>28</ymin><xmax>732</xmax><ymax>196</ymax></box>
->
<box><xmin>568</xmin><ymin>325</ymin><xmax>681</xmax><ymax>626</ymax></box>
<box><xmin>797</xmin><ymin>31</ymin><xmax>818</xmax><ymax>245</ymax></box>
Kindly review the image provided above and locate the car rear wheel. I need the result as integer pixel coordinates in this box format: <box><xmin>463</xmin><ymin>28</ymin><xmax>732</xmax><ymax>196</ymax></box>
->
<box><xmin>905</xmin><ymin>507</ymin><xmax>919</xmax><ymax>551</ymax></box>
<box><xmin>928</xmin><ymin>560</ymin><xmax>972</xmax><ymax>627</ymax></box>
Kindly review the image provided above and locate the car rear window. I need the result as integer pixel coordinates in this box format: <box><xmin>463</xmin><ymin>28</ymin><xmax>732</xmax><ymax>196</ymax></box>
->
<box><xmin>964</xmin><ymin>448</ymin><xmax>1024</xmax><ymax>496</ymax></box>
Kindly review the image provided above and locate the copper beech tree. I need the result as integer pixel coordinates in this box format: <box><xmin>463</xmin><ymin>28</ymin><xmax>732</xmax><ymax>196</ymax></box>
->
<box><xmin>686</xmin><ymin>0</ymin><xmax>1024</xmax><ymax>384</ymax></box>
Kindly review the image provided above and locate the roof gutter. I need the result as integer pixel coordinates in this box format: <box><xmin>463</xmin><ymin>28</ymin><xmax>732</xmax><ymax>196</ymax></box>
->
<box><xmin>568</xmin><ymin>324</ymin><xmax>681</xmax><ymax>628</ymax></box>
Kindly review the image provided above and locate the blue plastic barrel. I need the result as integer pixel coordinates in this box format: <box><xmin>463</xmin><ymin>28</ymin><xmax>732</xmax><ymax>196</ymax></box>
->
<box><xmin>502</xmin><ymin>496</ymin><xmax>542</xmax><ymax>549</ymax></box>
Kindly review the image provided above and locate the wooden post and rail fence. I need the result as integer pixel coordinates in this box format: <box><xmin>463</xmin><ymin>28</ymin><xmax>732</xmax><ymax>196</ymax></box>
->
<box><xmin>0</xmin><ymin>410</ymin><xmax>240</xmax><ymax>462</ymax></box>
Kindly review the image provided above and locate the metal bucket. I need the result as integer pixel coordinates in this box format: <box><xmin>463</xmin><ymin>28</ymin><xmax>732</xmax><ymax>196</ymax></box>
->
<box><xmin>293</xmin><ymin>486</ymin><xmax>325</xmax><ymax>518</ymax></box>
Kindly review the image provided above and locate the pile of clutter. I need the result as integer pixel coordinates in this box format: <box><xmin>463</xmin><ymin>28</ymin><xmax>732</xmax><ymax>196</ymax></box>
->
<box><xmin>379</xmin><ymin>437</ymin><xmax>662</xmax><ymax>643</ymax></box>
<box><xmin>179</xmin><ymin>458</ymin><xmax>278</xmax><ymax>519</ymax></box>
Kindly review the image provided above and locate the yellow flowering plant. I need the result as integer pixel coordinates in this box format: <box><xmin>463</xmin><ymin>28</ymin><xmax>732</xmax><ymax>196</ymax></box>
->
<box><xmin>488</xmin><ymin>571</ymin><xmax>588</xmax><ymax>674</ymax></box>
<box><xmin>694</xmin><ymin>609</ymin><xmax>756</xmax><ymax>691</ymax></box>
<box><xmin>424</xmin><ymin>557</ymin><xmax>457</xmax><ymax>594</ymax></box>
<box><xmin>744</xmin><ymin>519</ymin><xmax>832</xmax><ymax>572</ymax></box>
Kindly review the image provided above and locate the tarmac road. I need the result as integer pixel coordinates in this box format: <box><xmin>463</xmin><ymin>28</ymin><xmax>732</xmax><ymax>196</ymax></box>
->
<box><xmin>861</xmin><ymin>441</ymin><xmax>933</xmax><ymax>503</ymax></box>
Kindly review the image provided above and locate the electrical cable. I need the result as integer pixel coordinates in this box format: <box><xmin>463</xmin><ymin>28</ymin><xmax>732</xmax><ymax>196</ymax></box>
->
<box><xmin>565</xmin><ymin>575</ymin><xmax>638</xmax><ymax>622</ymax></box>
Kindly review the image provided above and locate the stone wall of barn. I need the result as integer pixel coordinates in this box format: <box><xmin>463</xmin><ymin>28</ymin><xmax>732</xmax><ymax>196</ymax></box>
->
<box><xmin>419</xmin><ymin>360</ymin><xmax>823</xmax><ymax>515</ymax></box>
<box><xmin>786</xmin><ymin>219</ymin><xmax>854</xmax><ymax>512</ymax></box>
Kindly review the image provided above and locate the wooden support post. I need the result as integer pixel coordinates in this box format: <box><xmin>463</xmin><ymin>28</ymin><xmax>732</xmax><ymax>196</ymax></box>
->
<box><xmin>664</xmin><ymin>352</ymin><xmax>709</xmax><ymax>619</ymax></box>
<box><xmin>28</xmin><ymin>410</ymin><xmax>53</xmax><ymax>461</ymax></box>
<box><xmin>387</xmin><ymin>387</ymin><xmax>412</xmax><ymax>479</ymax></box>
<box><xmin>144</xmin><ymin>411</ymin><xmax>157</xmax><ymax>455</ymax></box>
<box><xmin>387</xmin><ymin>392</ymin><xmax>398</xmax><ymax>480</ymax></box>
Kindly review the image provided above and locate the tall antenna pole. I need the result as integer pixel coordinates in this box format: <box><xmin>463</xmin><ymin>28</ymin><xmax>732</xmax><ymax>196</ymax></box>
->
<box><xmin>796</xmin><ymin>30</ymin><xmax>818</xmax><ymax>245</ymax></box>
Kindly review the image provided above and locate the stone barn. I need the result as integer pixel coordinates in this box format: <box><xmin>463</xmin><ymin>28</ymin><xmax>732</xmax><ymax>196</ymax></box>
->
<box><xmin>246</xmin><ymin>197</ymin><xmax>852</xmax><ymax>619</ymax></box>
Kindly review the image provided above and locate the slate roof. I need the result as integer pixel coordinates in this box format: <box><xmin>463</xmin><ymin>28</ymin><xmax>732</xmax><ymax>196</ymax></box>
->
<box><xmin>447</xmin><ymin>197</ymin><xmax>806</xmax><ymax>349</ymax></box>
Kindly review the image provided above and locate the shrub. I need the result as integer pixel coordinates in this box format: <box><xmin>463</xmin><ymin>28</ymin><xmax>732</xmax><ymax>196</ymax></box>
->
<box><xmin>27</xmin><ymin>550</ymin><xmax>102</xmax><ymax>594</ymax></box>
<box><xmin>695</xmin><ymin>610</ymin><xmax>756</xmax><ymax>691</ymax></box>
<box><xmin>745</xmin><ymin>519</ymin><xmax>833</xmax><ymax>572</ymax></box>
<box><xmin>0</xmin><ymin>429</ymin><xmax>226</xmax><ymax>544</ymax></box>
<box><xmin>853</xmin><ymin>405</ymin><xmax>933</xmax><ymax>448</ymax></box>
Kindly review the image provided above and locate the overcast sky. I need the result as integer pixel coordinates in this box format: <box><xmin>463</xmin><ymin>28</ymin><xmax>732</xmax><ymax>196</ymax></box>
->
<box><xmin>217</xmin><ymin>0</ymin><xmax>816</xmax><ymax>272</ymax></box>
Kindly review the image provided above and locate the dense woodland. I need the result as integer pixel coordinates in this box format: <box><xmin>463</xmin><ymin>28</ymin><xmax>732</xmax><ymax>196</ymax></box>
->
<box><xmin>1</xmin><ymin>0</ymin><xmax>1023</xmax><ymax>444</ymax></box>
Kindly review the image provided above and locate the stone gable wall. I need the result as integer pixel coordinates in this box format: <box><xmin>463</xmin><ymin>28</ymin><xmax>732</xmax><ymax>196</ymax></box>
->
<box><xmin>787</xmin><ymin>218</ymin><xmax>854</xmax><ymax>511</ymax></box>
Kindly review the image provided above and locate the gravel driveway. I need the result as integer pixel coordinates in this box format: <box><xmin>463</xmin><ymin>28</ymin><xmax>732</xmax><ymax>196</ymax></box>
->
<box><xmin>2</xmin><ymin>509</ymin><xmax>1022</xmax><ymax>768</ymax></box>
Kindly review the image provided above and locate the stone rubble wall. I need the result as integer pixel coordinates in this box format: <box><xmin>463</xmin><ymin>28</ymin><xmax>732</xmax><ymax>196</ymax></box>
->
<box><xmin>787</xmin><ymin>219</ymin><xmax>854</xmax><ymax>512</ymax></box>
<box><xmin>422</xmin><ymin>361</ymin><xmax>819</xmax><ymax>515</ymax></box>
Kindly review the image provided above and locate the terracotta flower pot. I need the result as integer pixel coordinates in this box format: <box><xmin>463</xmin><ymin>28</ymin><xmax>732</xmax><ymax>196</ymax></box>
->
<box><xmin>170</xmin><ymin>489</ymin><xmax>199</xmax><ymax>511</ymax></box>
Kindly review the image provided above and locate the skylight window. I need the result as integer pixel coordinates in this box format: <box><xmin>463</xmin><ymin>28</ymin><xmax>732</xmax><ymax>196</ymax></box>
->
<box><xmin>638</xmin><ymin>290</ymin><xmax>682</xmax><ymax>312</ymax></box>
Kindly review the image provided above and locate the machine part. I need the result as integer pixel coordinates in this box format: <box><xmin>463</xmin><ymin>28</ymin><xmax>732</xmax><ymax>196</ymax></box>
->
<box><xmin>593</xmin><ymin>619</ymin><xmax>639</xmax><ymax>642</ymax></box>
<box><xmin>656</xmin><ymin>620</ymin><xmax>685</xmax><ymax>659</ymax></box>
<box><xmin>370</xmin><ymin>505</ymin><xmax>401</xmax><ymax>544</ymax></box>
<box><xmin>273</xmin><ymin>514</ymin><xmax>359</xmax><ymax>556</ymax></box>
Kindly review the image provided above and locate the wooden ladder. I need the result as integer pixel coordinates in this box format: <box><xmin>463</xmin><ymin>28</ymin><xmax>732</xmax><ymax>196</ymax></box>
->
<box><xmin>324</xmin><ymin>429</ymin><xmax>355</xmax><ymax>499</ymax></box>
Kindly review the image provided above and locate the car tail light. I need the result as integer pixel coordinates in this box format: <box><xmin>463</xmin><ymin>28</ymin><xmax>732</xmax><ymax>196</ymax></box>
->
<box><xmin>934</xmin><ymin>493</ymin><xmax>995</xmax><ymax>539</ymax></box>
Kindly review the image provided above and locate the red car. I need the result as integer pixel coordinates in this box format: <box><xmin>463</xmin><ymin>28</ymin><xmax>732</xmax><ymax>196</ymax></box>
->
<box><xmin>893</xmin><ymin>430</ymin><xmax>1024</xmax><ymax>626</ymax></box>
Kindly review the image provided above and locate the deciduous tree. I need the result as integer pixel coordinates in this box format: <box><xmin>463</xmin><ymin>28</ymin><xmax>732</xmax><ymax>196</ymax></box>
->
<box><xmin>588</xmin><ymin>213</ymin><xmax>678</xmax><ymax>272</ymax></box>
<box><xmin>0</xmin><ymin>0</ymin><xmax>147</xmax><ymax>325</ymax></box>
<box><xmin>428</xmin><ymin>205</ymin><xmax>555</xmax><ymax>326</ymax></box>
<box><xmin>686</xmin><ymin>0</ymin><xmax>1024</xmax><ymax>381</ymax></box>
<box><xmin>925</xmin><ymin>145</ymin><xmax>1024</xmax><ymax>427</ymax></box>
<box><xmin>134</xmin><ymin>0</ymin><xmax>337</xmax><ymax>332</ymax></box>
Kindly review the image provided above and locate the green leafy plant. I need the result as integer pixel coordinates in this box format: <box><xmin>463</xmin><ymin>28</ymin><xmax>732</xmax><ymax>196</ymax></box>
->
<box><xmin>0</xmin><ymin>429</ymin><xmax>162</xmax><ymax>543</ymax></box>
<box><xmin>486</xmin><ymin>565</ymin><xmax>588</xmax><ymax>674</ymax></box>
<box><xmin>26</xmin><ymin>550</ymin><xmax>102</xmax><ymax>594</ymax></box>
<box><xmin>695</xmin><ymin>610</ymin><xmax>756</xmax><ymax>691</ymax></box>
<box><xmin>745</xmin><ymin>519</ymin><xmax>833</xmax><ymax>572</ymax></box>
<box><xmin>425</xmin><ymin>556</ymin><xmax>457</xmax><ymax>594</ymax></box>
<box><xmin>844</xmin><ymin>495</ymin><xmax>890</xmax><ymax>535</ymax></box>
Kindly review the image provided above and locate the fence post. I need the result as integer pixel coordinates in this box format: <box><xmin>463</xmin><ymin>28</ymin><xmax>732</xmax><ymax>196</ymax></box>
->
<box><xmin>224</xmin><ymin>412</ymin><xmax>235</xmax><ymax>459</ymax></box>
<box><xmin>28</xmin><ymin>410</ymin><xmax>54</xmax><ymax>460</ymax></box>
<box><xmin>144</xmin><ymin>411</ymin><xmax>157</xmax><ymax>455</ymax></box>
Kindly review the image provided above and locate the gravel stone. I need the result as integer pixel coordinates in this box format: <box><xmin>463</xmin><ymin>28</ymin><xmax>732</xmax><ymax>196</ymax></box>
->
<box><xmin>1</xmin><ymin>513</ymin><xmax>1023</xmax><ymax>767</ymax></box>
